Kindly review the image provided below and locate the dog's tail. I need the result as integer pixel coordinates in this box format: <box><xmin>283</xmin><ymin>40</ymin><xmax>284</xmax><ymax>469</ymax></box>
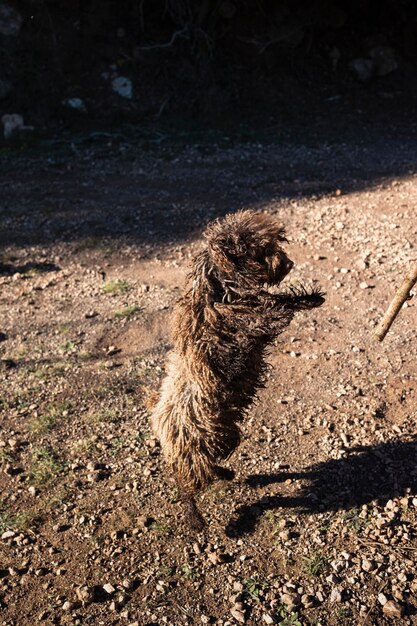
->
<box><xmin>182</xmin><ymin>494</ymin><xmax>206</xmax><ymax>531</ymax></box>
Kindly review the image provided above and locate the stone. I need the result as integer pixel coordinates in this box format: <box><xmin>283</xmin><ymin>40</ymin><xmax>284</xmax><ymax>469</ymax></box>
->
<box><xmin>103</xmin><ymin>583</ymin><xmax>115</xmax><ymax>595</ymax></box>
<box><xmin>1</xmin><ymin>530</ymin><xmax>15</xmax><ymax>539</ymax></box>
<box><xmin>230</xmin><ymin>606</ymin><xmax>245</xmax><ymax>623</ymax></box>
<box><xmin>362</xmin><ymin>559</ymin><xmax>375</xmax><ymax>572</ymax></box>
<box><xmin>382</xmin><ymin>600</ymin><xmax>404</xmax><ymax>618</ymax></box>
<box><xmin>281</xmin><ymin>592</ymin><xmax>301</xmax><ymax>607</ymax></box>
<box><xmin>111</xmin><ymin>76</ymin><xmax>132</xmax><ymax>99</ymax></box>
<box><xmin>330</xmin><ymin>587</ymin><xmax>342</xmax><ymax>603</ymax></box>
<box><xmin>62</xmin><ymin>98</ymin><xmax>87</xmax><ymax>112</ymax></box>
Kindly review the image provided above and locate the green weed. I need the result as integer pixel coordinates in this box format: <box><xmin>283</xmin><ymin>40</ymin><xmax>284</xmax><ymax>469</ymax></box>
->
<box><xmin>243</xmin><ymin>576</ymin><xmax>269</xmax><ymax>602</ymax></box>
<box><xmin>114</xmin><ymin>305</ymin><xmax>139</xmax><ymax>318</ymax></box>
<box><xmin>103</xmin><ymin>280</ymin><xmax>131</xmax><ymax>295</ymax></box>
<box><xmin>181</xmin><ymin>564</ymin><xmax>201</xmax><ymax>581</ymax></box>
<box><xmin>301</xmin><ymin>552</ymin><xmax>329</xmax><ymax>577</ymax></box>
<box><xmin>28</xmin><ymin>449</ymin><xmax>63</xmax><ymax>485</ymax></box>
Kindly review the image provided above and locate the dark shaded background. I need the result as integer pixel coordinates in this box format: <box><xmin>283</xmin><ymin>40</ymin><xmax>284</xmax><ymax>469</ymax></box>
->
<box><xmin>1</xmin><ymin>0</ymin><xmax>417</xmax><ymax>127</ymax></box>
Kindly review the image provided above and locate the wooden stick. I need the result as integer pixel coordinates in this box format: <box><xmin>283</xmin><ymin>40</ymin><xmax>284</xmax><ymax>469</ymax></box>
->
<box><xmin>373</xmin><ymin>265</ymin><xmax>417</xmax><ymax>342</ymax></box>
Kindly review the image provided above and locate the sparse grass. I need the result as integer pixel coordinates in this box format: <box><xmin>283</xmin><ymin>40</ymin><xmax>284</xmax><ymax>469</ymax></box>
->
<box><xmin>114</xmin><ymin>305</ymin><xmax>140</xmax><ymax>318</ymax></box>
<box><xmin>103</xmin><ymin>280</ymin><xmax>131</xmax><ymax>295</ymax></box>
<box><xmin>76</xmin><ymin>237</ymin><xmax>113</xmax><ymax>253</ymax></box>
<box><xmin>78</xmin><ymin>351</ymin><xmax>95</xmax><ymax>361</ymax></box>
<box><xmin>169</xmin><ymin>486</ymin><xmax>180</xmax><ymax>504</ymax></box>
<box><xmin>0</xmin><ymin>509</ymin><xmax>36</xmax><ymax>533</ymax></box>
<box><xmin>275</xmin><ymin>605</ymin><xmax>302</xmax><ymax>626</ymax></box>
<box><xmin>28</xmin><ymin>449</ymin><xmax>63</xmax><ymax>485</ymax></box>
<box><xmin>29</xmin><ymin>402</ymin><xmax>71</xmax><ymax>434</ymax></box>
<box><xmin>109</xmin><ymin>437</ymin><xmax>124</xmax><ymax>455</ymax></box>
<box><xmin>301</xmin><ymin>552</ymin><xmax>329</xmax><ymax>577</ymax></box>
<box><xmin>181</xmin><ymin>564</ymin><xmax>201</xmax><ymax>581</ymax></box>
<box><xmin>85</xmin><ymin>409</ymin><xmax>119</xmax><ymax>424</ymax></box>
<box><xmin>336</xmin><ymin>606</ymin><xmax>353</xmax><ymax>618</ymax></box>
<box><xmin>243</xmin><ymin>576</ymin><xmax>269</xmax><ymax>602</ymax></box>
<box><xmin>49</xmin><ymin>362</ymin><xmax>68</xmax><ymax>376</ymax></box>
<box><xmin>342</xmin><ymin>507</ymin><xmax>368</xmax><ymax>533</ymax></box>
<box><xmin>25</xmin><ymin>267</ymin><xmax>40</xmax><ymax>277</ymax></box>
<box><xmin>29</xmin><ymin>412</ymin><xmax>56</xmax><ymax>434</ymax></box>
<box><xmin>61</xmin><ymin>339</ymin><xmax>77</xmax><ymax>353</ymax></box>
<box><xmin>0</xmin><ymin>448</ymin><xmax>12</xmax><ymax>464</ymax></box>
<box><xmin>71</xmin><ymin>437</ymin><xmax>97</xmax><ymax>455</ymax></box>
<box><xmin>150</xmin><ymin>520</ymin><xmax>171</xmax><ymax>537</ymax></box>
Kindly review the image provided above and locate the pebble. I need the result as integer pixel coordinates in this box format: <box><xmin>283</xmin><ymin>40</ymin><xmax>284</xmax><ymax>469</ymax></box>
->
<box><xmin>330</xmin><ymin>559</ymin><xmax>344</xmax><ymax>573</ymax></box>
<box><xmin>1</xmin><ymin>530</ymin><xmax>15</xmax><ymax>540</ymax></box>
<box><xmin>363</xmin><ymin>558</ymin><xmax>376</xmax><ymax>572</ymax></box>
<box><xmin>230</xmin><ymin>606</ymin><xmax>245</xmax><ymax>623</ymax></box>
<box><xmin>103</xmin><ymin>583</ymin><xmax>115</xmax><ymax>595</ymax></box>
<box><xmin>330</xmin><ymin>588</ymin><xmax>342</xmax><ymax>603</ymax></box>
<box><xmin>262</xmin><ymin>614</ymin><xmax>275</xmax><ymax>624</ymax></box>
<box><xmin>75</xmin><ymin>586</ymin><xmax>94</xmax><ymax>604</ymax></box>
<box><xmin>382</xmin><ymin>600</ymin><xmax>404</xmax><ymax>618</ymax></box>
<box><xmin>281</xmin><ymin>592</ymin><xmax>301</xmax><ymax>607</ymax></box>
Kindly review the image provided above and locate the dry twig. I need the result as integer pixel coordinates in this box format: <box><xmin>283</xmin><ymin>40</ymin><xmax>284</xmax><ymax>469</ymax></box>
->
<box><xmin>373</xmin><ymin>265</ymin><xmax>417</xmax><ymax>342</ymax></box>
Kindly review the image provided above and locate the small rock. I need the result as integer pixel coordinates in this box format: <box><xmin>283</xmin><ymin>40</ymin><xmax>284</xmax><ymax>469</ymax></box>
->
<box><xmin>230</xmin><ymin>606</ymin><xmax>245</xmax><ymax>623</ymax></box>
<box><xmin>326</xmin><ymin>573</ymin><xmax>339</xmax><ymax>584</ymax></box>
<box><xmin>122</xmin><ymin>578</ymin><xmax>134</xmax><ymax>590</ymax></box>
<box><xmin>1</xmin><ymin>530</ymin><xmax>15</xmax><ymax>539</ymax></box>
<box><xmin>362</xmin><ymin>559</ymin><xmax>375</xmax><ymax>572</ymax></box>
<box><xmin>382</xmin><ymin>600</ymin><xmax>404</xmax><ymax>618</ymax></box>
<box><xmin>262</xmin><ymin>614</ymin><xmax>275</xmax><ymax>624</ymax></box>
<box><xmin>103</xmin><ymin>583</ymin><xmax>116</xmax><ymax>595</ymax></box>
<box><xmin>281</xmin><ymin>592</ymin><xmax>301</xmax><ymax>607</ymax></box>
<box><xmin>62</xmin><ymin>601</ymin><xmax>74</xmax><ymax>611</ymax></box>
<box><xmin>136</xmin><ymin>515</ymin><xmax>153</xmax><ymax>528</ymax></box>
<box><xmin>330</xmin><ymin>559</ymin><xmax>344</xmax><ymax>573</ymax></box>
<box><xmin>112</xmin><ymin>76</ymin><xmax>132</xmax><ymax>99</ymax></box>
<box><xmin>330</xmin><ymin>588</ymin><xmax>342</xmax><ymax>603</ymax></box>
<box><xmin>75</xmin><ymin>586</ymin><xmax>94</xmax><ymax>604</ymax></box>
<box><xmin>62</xmin><ymin>97</ymin><xmax>87</xmax><ymax>112</ymax></box>
<box><xmin>301</xmin><ymin>594</ymin><xmax>315</xmax><ymax>608</ymax></box>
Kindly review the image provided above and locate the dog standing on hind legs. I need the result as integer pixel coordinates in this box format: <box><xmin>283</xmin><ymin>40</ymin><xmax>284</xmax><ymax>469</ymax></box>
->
<box><xmin>151</xmin><ymin>210</ymin><xmax>325</xmax><ymax>531</ymax></box>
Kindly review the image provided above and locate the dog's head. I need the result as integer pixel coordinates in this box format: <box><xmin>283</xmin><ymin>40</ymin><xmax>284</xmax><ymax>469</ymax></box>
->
<box><xmin>204</xmin><ymin>210</ymin><xmax>293</xmax><ymax>288</ymax></box>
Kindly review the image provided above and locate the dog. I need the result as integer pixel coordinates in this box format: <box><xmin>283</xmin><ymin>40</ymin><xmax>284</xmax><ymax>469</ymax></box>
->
<box><xmin>151</xmin><ymin>210</ymin><xmax>324</xmax><ymax>530</ymax></box>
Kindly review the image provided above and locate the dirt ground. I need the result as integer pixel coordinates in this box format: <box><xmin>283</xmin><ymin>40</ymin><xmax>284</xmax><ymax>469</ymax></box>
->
<box><xmin>0</xmin><ymin>110</ymin><xmax>417</xmax><ymax>626</ymax></box>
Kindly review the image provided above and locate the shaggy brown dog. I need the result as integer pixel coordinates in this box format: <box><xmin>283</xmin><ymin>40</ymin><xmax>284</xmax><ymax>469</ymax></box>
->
<box><xmin>151</xmin><ymin>210</ymin><xmax>324</xmax><ymax>530</ymax></box>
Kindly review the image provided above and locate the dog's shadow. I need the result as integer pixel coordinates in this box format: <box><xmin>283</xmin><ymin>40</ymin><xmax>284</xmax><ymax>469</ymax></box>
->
<box><xmin>226</xmin><ymin>438</ymin><xmax>417</xmax><ymax>537</ymax></box>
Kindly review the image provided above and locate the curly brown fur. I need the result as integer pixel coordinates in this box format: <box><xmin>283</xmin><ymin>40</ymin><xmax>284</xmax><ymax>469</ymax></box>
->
<box><xmin>151</xmin><ymin>210</ymin><xmax>324</xmax><ymax>530</ymax></box>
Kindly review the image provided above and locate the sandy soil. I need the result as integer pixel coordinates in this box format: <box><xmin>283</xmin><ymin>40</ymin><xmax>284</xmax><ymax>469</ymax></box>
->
<box><xmin>0</xmin><ymin>121</ymin><xmax>416</xmax><ymax>626</ymax></box>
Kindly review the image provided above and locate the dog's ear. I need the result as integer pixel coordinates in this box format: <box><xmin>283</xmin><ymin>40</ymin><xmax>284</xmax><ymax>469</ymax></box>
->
<box><xmin>188</xmin><ymin>250</ymin><xmax>220</xmax><ymax>324</ymax></box>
